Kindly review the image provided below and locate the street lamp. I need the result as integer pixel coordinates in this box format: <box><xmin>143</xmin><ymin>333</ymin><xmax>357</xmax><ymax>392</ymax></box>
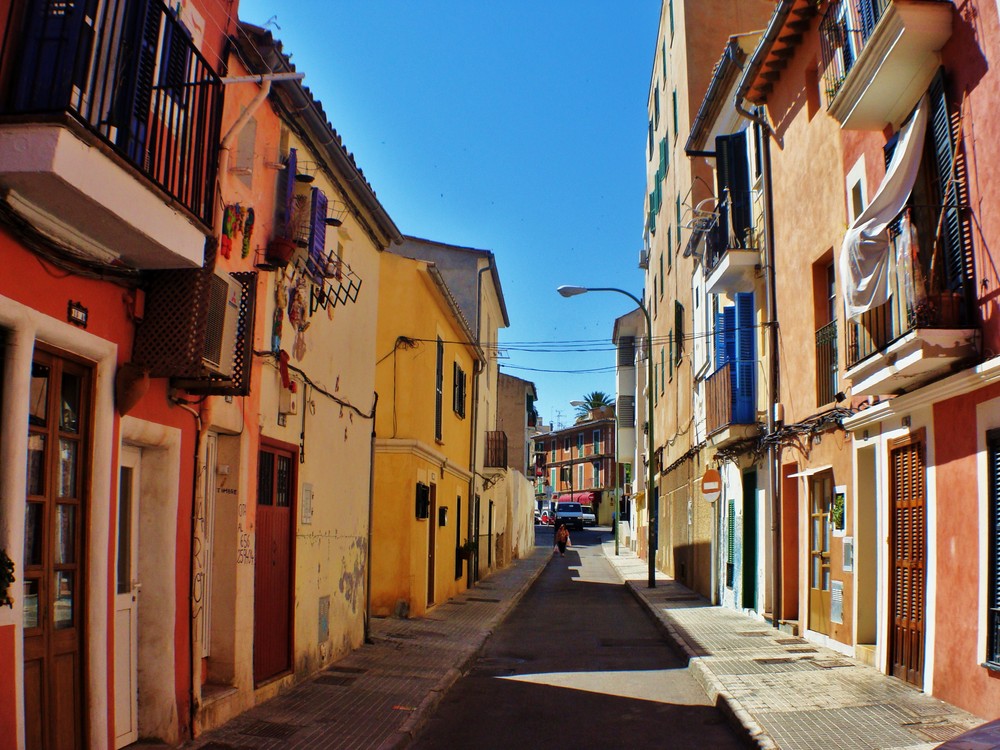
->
<box><xmin>558</xmin><ymin>285</ymin><xmax>656</xmax><ymax>588</ymax></box>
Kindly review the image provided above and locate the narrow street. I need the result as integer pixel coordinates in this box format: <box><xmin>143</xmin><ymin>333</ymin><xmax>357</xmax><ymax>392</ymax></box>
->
<box><xmin>411</xmin><ymin>526</ymin><xmax>743</xmax><ymax>749</ymax></box>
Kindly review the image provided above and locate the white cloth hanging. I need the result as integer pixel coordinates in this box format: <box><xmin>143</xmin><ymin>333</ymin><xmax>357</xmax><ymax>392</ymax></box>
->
<box><xmin>840</xmin><ymin>94</ymin><xmax>929</xmax><ymax>320</ymax></box>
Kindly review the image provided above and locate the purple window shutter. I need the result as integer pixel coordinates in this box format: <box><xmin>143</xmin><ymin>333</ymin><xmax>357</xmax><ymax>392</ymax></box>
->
<box><xmin>283</xmin><ymin>148</ymin><xmax>297</xmax><ymax>231</ymax></box>
<box><xmin>308</xmin><ymin>187</ymin><xmax>328</xmax><ymax>279</ymax></box>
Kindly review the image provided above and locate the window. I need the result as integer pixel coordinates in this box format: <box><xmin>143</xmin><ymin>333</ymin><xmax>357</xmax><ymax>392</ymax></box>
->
<box><xmin>815</xmin><ymin>261</ymin><xmax>838</xmax><ymax>405</ymax></box>
<box><xmin>988</xmin><ymin>429</ymin><xmax>1000</xmax><ymax>666</ymax></box>
<box><xmin>551</xmin><ymin>441</ymin><xmax>556</xmax><ymax>461</ymax></box>
<box><xmin>648</xmin><ymin>120</ymin><xmax>655</xmax><ymax>160</ymax></box>
<box><xmin>672</xmin><ymin>88</ymin><xmax>678</xmax><ymax>140</ymax></box>
<box><xmin>551</xmin><ymin>468</ymin><xmax>557</xmax><ymax>487</ymax></box>
<box><xmin>415</xmin><ymin>482</ymin><xmax>431</xmax><ymax>519</ymax></box>
<box><xmin>662</xmin><ymin>39</ymin><xmax>667</xmax><ymax>80</ymax></box>
<box><xmin>452</xmin><ymin>362</ymin><xmax>467</xmax><ymax>418</ymax></box>
<box><xmin>668</xmin><ymin>330</ymin><xmax>674</xmax><ymax>379</ymax></box>
<box><xmin>563</xmin><ymin>437</ymin><xmax>571</xmax><ymax>453</ymax></box>
<box><xmin>578</xmin><ymin>463</ymin><xmax>585</xmax><ymax>489</ymax></box>
<box><xmin>676</xmin><ymin>194</ymin><xmax>682</xmax><ymax>250</ymax></box>
<box><xmin>592</xmin><ymin>461</ymin><xmax>600</xmax><ymax>485</ymax></box>
<box><xmin>659</xmin><ymin>254</ymin><xmax>665</xmax><ymax>298</ymax></box>
<box><xmin>667</xmin><ymin>226</ymin><xmax>672</xmax><ymax>270</ymax></box>
<box><xmin>675</xmin><ymin>301</ymin><xmax>685</xmax><ymax>364</ymax></box>
<box><xmin>668</xmin><ymin>0</ymin><xmax>675</xmax><ymax>38</ymax></box>
<box><xmin>660</xmin><ymin>348</ymin><xmax>666</xmax><ymax>394</ymax></box>
<box><xmin>654</xmin><ymin>86</ymin><xmax>660</xmax><ymax>129</ymax></box>
<box><xmin>577</xmin><ymin>433</ymin><xmax>584</xmax><ymax>455</ymax></box>
<box><xmin>435</xmin><ymin>338</ymin><xmax>444</xmax><ymax>440</ymax></box>
<box><xmin>593</xmin><ymin>430</ymin><xmax>601</xmax><ymax>452</ymax></box>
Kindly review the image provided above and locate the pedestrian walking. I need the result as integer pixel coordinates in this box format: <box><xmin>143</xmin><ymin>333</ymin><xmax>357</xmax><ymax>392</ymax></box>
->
<box><xmin>554</xmin><ymin>523</ymin><xmax>571</xmax><ymax>556</ymax></box>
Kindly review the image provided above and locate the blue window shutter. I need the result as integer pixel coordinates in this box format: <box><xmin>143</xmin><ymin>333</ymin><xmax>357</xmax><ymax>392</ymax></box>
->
<box><xmin>723</xmin><ymin>305</ymin><xmax>737</xmax><ymax>364</ymax></box>
<box><xmin>733</xmin><ymin>293</ymin><xmax>756</xmax><ymax>423</ymax></box>
<box><xmin>307</xmin><ymin>187</ymin><xmax>328</xmax><ymax>279</ymax></box>
<box><xmin>713</xmin><ymin>311</ymin><xmax>728</xmax><ymax>368</ymax></box>
<box><xmin>858</xmin><ymin>0</ymin><xmax>877</xmax><ymax>41</ymax></box>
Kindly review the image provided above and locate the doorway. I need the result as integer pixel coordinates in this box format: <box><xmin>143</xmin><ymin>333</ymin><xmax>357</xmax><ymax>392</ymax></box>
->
<box><xmin>253</xmin><ymin>441</ymin><xmax>296</xmax><ymax>684</ymax></box>
<box><xmin>114</xmin><ymin>446</ymin><xmax>140</xmax><ymax>748</ymax></box>
<box><xmin>889</xmin><ymin>433</ymin><xmax>926</xmax><ymax>686</ymax></box>
<box><xmin>741</xmin><ymin>470</ymin><xmax>757</xmax><ymax>610</ymax></box>
<box><xmin>427</xmin><ymin>484</ymin><xmax>437</xmax><ymax>606</ymax></box>
<box><xmin>809</xmin><ymin>471</ymin><xmax>833</xmax><ymax>636</ymax></box>
<box><xmin>23</xmin><ymin>349</ymin><xmax>91</xmax><ymax>750</ymax></box>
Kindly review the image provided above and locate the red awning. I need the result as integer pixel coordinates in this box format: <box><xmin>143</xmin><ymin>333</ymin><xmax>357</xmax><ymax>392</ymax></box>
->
<box><xmin>556</xmin><ymin>492</ymin><xmax>596</xmax><ymax>504</ymax></box>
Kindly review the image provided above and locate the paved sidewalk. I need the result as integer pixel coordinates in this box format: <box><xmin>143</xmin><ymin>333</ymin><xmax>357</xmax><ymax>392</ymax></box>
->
<box><xmin>182</xmin><ymin>545</ymin><xmax>551</xmax><ymax>750</ymax></box>
<box><xmin>602</xmin><ymin>541</ymin><xmax>984</xmax><ymax>750</ymax></box>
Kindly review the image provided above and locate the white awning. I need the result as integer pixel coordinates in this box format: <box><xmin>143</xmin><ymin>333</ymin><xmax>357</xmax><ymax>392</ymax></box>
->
<box><xmin>840</xmin><ymin>94</ymin><xmax>929</xmax><ymax>320</ymax></box>
<box><xmin>786</xmin><ymin>464</ymin><xmax>833</xmax><ymax>479</ymax></box>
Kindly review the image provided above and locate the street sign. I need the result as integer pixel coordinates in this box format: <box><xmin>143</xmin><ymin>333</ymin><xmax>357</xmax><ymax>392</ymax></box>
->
<box><xmin>701</xmin><ymin>468</ymin><xmax>722</xmax><ymax>502</ymax></box>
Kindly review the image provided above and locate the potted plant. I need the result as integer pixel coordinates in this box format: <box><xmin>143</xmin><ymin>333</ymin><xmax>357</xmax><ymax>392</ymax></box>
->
<box><xmin>265</xmin><ymin>193</ymin><xmax>308</xmax><ymax>268</ymax></box>
<box><xmin>457</xmin><ymin>539</ymin><xmax>476</xmax><ymax>561</ymax></box>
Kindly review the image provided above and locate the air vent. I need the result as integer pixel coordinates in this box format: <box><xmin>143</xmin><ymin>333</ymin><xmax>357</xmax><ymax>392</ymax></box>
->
<box><xmin>202</xmin><ymin>271</ymin><xmax>242</xmax><ymax>376</ymax></box>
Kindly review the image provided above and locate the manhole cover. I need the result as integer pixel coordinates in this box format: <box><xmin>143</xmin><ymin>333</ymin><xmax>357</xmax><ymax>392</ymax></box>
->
<box><xmin>785</xmin><ymin>647</ymin><xmax>818</xmax><ymax>653</ymax></box>
<box><xmin>814</xmin><ymin>658</ymin><xmax>854</xmax><ymax>669</ymax></box>
<box><xmin>239</xmin><ymin>720</ymin><xmax>298</xmax><ymax>739</ymax></box>
<box><xmin>468</xmin><ymin>597</ymin><xmax>501</xmax><ymax>603</ymax></box>
<box><xmin>315</xmin><ymin>674</ymin><xmax>357</xmax><ymax>687</ymax></box>
<box><xmin>754</xmin><ymin>657</ymin><xmax>796</xmax><ymax>665</ymax></box>
<box><xmin>775</xmin><ymin>637</ymin><xmax>808</xmax><ymax>645</ymax></box>
<box><xmin>915</xmin><ymin>722</ymin><xmax>966</xmax><ymax>742</ymax></box>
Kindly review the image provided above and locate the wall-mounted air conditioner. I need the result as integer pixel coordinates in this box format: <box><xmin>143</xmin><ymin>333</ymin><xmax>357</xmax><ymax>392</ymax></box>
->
<box><xmin>202</xmin><ymin>270</ymin><xmax>243</xmax><ymax>377</ymax></box>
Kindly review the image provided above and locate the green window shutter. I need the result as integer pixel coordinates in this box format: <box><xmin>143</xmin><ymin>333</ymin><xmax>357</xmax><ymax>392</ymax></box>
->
<box><xmin>648</xmin><ymin>120</ymin><xmax>654</xmax><ymax>160</ymax></box>
<box><xmin>669</xmin><ymin>0</ymin><xmax>674</xmax><ymax>37</ymax></box>
<box><xmin>659</xmin><ymin>253</ymin><xmax>664</xmax><ymax>296</ymax></box>
<box><xmin>662</xmin><ymin>39</ymin><xmax>667</xmax><ymax>80</ymax></box>
<box><xmin>667</xmin><ymin>226</ymin><xmax>672</xmax><ymax>269</ymax></box>
<box><xmin>988</xmin><ymin>429</ymin><xmax>1000</xmax><ymax>664</ymax></box>
<box><xmin>654</xmin><ymin>87</ymin><xmax>660</xmax><ymax>129</ymax></box>
<box><xmin>675</xmin><ymin>301</ymin><xmax>685</xmax><ymax>362</ymax></box>
<box><xmin>672</xmin><ymin>89</ymin><xmax>678</xmax><ymax>139</ymax></box>
<box><xmin>668</xmin><ymin>330</ymin><xmax>674</xmax><ymax>378</ymax></box>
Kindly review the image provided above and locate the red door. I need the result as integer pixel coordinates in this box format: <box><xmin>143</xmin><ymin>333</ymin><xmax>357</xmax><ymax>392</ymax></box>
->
<box><xmin>254</xmin><ymin>442</ymin><xmax>295</xmax><ymax>684</ymax></box>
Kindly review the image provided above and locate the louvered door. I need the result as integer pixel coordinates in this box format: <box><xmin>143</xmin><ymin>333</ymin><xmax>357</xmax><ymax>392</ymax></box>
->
<box><xmin>889</xmin><ymin>432</ymin><xmax>926</xmax><ymax>686</ymax></box>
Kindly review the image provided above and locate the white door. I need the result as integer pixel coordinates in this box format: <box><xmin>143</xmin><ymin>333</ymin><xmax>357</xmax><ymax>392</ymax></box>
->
<box><xmin>114</xmin><ymin>445</ymin><xmax>140</xmax><ymax>748</ymax></box>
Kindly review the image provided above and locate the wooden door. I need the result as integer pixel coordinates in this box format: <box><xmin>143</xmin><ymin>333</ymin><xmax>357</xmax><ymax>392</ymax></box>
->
<box><xmin>23</xmin><ymin>350</ymin><xmax>91</xmax><ymax>750</ymax></box>
<box><xmin>427</xmin><ymin>485</ymin><xmax>437</xmax><ymax>607</ymax></box>
<box><xmin>741</xmin><ymin>471</ymin><xmax>757</xmax><ymax>610</ymax></box>
<box><xmin>114</xmin><ymin>446</ymin><xmax>141</xmax><ymax>748</ymax></box>
<box><xmin>890</xmin><ymin>433</ymin><xmax>926</xmax><ymax>686</ymax></box>
<box><xmin>253</xmin><ymin>443</ymin><xmax>295</xmax><ymax>684</ymax></box>
<box><xmin>809</xmin><ymin>472</ymin><xmax>833</xmax><ymax>636</ymax></box>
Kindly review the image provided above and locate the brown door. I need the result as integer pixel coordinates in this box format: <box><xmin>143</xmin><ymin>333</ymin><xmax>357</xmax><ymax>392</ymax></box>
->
<box><xmin>253</xmin><ymin>442</ymin><xmax>295</xmax><ymax>684</ymax></box>
<box><xmin>427</xmin><ymin>485</ymin><xmax>437</xmax><ymax>606</ymax></box>
<box><xmin>890</xmin><ymin>433</ymin><xmax>926</xmax><ymax>686</ymax></box>
<box><xmin>23</xmin><ymin>350</ymin><xmax>91</xmax><ymax>750</ymax></box>
<box><xmin>808</xmin><ymin>472</ymin><xmax>833</xmax><ymax>635</ymax></box>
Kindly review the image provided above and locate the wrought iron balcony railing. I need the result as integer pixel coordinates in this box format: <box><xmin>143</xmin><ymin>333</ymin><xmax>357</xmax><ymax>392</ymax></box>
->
<box><xmin>815</xmin><ymin>320</ymin><xmax>839</xmax><ymax>406</ymax></box>
<box><xmin>846</xmin><ymin>206</ymin><xmax>974</xmax><ymax>368</ymax></box>
<box><xmin>0</xmin><ymin>0</ymin><xmax>223</xmax><ymax>227</ymax></box>
<box><xmin>705</xmin><ymin>361</ymin><xmax>756</xmax><ymax>436</ymax></box>
<box><xmin>820</xmin><ymin>0</ymin><xmax>891</xmax><ymax>106</ymax></box>
<box><xmin>484</xmin><ymin>430</ymin><xmax>508</xmax><ymax>469</ymax></box>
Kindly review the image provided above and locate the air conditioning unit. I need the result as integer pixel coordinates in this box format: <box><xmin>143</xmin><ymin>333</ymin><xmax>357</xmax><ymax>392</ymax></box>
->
<box><xmin>202</xmin><ymin>270</ymin><xmax>243</xmax><ymax>377</ymax></box>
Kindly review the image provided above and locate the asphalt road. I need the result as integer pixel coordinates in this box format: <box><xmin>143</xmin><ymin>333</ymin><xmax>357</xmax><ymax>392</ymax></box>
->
<box><xmin>411</xmin><ymin>525</ymin><xmax>744</xmax><ymax>749</ymax></box>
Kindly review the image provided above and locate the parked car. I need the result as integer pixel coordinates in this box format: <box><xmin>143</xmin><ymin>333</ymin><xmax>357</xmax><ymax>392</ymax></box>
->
<box><xmin>555</xmin><ymin>501</ymin><xmax>584</xmax><ymax>531</ymax></box>
<box><xmin>581</xmin><ymin>504</ymin><xmax>596</xmax><ymax>526</ymax></box>
<box><xmin>934</xmin><ymin>717</ymin><xmax>1000</xmax><ymax>748</ymax></box>
<box><xmin>534</xmin><ymin>508</ymin><xmax>541</xmax><ymax>524</ymax></box>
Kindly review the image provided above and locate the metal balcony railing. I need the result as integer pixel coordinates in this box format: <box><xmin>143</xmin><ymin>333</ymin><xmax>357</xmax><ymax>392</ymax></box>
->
<box><xmin>815</xmin><ymin>320</ymin><xmax>838</xmax><ymax>406</ymax></box>
<box><xmin>846</xmin><ymin>206</ymin><xmax>974</xmax><ymax>368</ymax></box>
<box><xmin>819</xmin><ymin>0</ymin><xmax>891</xmax><ymax>106</ymax></box>
<box><xmin>484</xmin><ymin>431</ymin><xmax>508</xmax><ymax>469</ymax></box>
<box><xmin>702</xmin><ymin>189</ymin><xmax>762</xmax><ymax>272</ymax></box>
<box><xmin>0</xmin><ymin>0</ymin><xmax>223</xmax><ymax>226</ymax></box>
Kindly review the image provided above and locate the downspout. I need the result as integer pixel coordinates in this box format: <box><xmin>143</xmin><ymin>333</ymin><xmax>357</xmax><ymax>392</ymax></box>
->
<box><xmin>734</xmin><ymin>96</ymin><xmax>782</xmax><ymax>627</ymax></box>
<box><xmin>468</xmin><ymin>264</ymin><xmax>491</xmax><ymax>584</ymax></box>
<box><xmin>364</xmin><ymin>393</ymin><xmax>379</xmax><ymax>643</ymax></box>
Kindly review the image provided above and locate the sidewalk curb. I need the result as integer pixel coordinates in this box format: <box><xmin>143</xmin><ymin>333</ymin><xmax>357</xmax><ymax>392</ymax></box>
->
<box><xmin>389</xmin><ymin>549</ymin><xmax>552</xmax><ymax>748</ymax></box>
<box><xmin>617</xmin><ymin>558</ymin><xmax>778</xmax><ymax>750</ymax></box>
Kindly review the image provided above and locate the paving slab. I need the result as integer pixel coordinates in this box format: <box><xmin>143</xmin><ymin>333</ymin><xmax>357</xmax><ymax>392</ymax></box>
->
<box><xmin>602</xmin><ymin>541</ymin><xmax>984</xmax><ymax>750</ymax></box>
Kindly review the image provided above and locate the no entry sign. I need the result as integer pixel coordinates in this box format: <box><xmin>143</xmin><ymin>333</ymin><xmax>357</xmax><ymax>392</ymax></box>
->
<box><xmin>701</xmin><ymin>468</ymin><xmax>722</xmax><ymax>502</ymax></box>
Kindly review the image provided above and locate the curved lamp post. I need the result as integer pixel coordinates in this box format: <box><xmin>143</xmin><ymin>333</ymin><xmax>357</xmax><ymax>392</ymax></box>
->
<box><xmin>558</xmin><ymin>285</ymin><xmax>655</xmax><ymax>588</ymax></box>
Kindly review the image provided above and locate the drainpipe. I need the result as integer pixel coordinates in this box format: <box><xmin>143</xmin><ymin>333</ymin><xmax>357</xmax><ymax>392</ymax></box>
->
<box><xmin>364</xmin><ymin>393</ymin><xmax>379</xmax><ymax>643</ymax></box>
<box><xmin>735</xmin><ymin>100</ymin><xmax>782</xmax><ymax>628</ymax></box>
<box><xmin>468</xmin><ymin>264</ymin><xmax>491</xmax><ymax>584</ymax></box>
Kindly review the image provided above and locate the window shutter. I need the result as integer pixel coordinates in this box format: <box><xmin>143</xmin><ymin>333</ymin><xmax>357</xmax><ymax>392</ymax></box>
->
<box><xmin>858</xmin><ymin>0</ymin><xmax>878</xmax><ymax>40</ymax></box>
<box><xmin>668</xmin><ymin>331</ymin><xmax>674</xmax><ymax>379</ymax></box>
<box><xmin>675</xmin><ymin>301</ymin><xmax>685</xmax><ymax>361</ymax></box>
<box><xmin>282</xmin><ymin>148</ymin><xmax>298</xmax><ymax>232</ymax></box>
<box><xmin>159</xmin><ymin>18</ymin><xmax>192</xmax><ymax>101</ymax></box>
<box><xmin>928</xmin><ymin>70</ymin><xmax>968</xmax><ymax>294</ymax></box>
<box><xmin>435</xmin><ymin>338</ymin><xmax>444</xmax><ymax>440</ymax></box>
<box><xmin>308</xmin><ymin>187</ymin><xmax>328</xmax><ymax>278</ymax></box>
<box><xmin>617</xmin><ymin>336</ymin><xmax>635</xmax><ymax>366</ymax></box>
<box><xmin>717</xmin><ymin>131</ymin><xmax>751</xmax><ymax>248</ymax></box>
<box><xmin>733</xmin><ymin>292</ymin><xmax>756</xmax><ymax>424</ymax></box>
<box><xmin>117</xmin><ymin>0</ymin><xmax>162</xmax><ymax>163</ymax></box>
<box><xmin>713</xmin><ymin>311</ymin><xmax>728</xmax><ymax>369</ymax></box>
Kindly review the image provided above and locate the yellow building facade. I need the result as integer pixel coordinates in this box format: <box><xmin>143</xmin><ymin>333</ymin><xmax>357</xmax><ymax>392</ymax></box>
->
<box><xmin>372</xmin><ymin>253</ymin><xmax>482</xmax><ymax>618</ymax></box>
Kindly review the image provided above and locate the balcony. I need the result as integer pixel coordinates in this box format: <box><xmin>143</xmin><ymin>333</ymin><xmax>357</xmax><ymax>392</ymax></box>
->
<box><xmin>705</xmin><ymin>361</ymin><xmax>758</xmax><ymax>445</ymax></box>
<box><xmin>0</xmin><ymin>0</ymin><xmax>223</xmax><ymax>268</ymax></box>
<box><xmin>484</xmin><ymin>430</ymin><xmax>508</xmax><ymax>469</ymax></box>
<box><xmin>845</xmin><ymin>209</ymin><xmax>978</xmax><ymax>395</ymax></box>
<box><xmin>821</xmin><ymin>0</ymin><xmax>953</xmax><ymax>130</ymax></box>
<box><xmin>703</xmin><ymin>190</ymin><xmax>762</xmax><ymax>295</ymax></box>
<box><xmin>815</xmin><ymin>320</ymin><xmax>839</xmax><ymax>406</ymax></box>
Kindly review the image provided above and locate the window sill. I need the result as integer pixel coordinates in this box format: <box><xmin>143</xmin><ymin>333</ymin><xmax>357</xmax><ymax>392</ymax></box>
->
<box><xmin>982</xmin><ymin>661</ymin><xmax>1000</xmax><ymax>674</ymax></box>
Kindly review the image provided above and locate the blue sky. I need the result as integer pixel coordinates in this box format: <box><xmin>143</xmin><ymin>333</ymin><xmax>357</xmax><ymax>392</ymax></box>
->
<box><xmin>237</xmin><ymin>0</ymin><xmax>659</xmax><ymax>428</ymax></box>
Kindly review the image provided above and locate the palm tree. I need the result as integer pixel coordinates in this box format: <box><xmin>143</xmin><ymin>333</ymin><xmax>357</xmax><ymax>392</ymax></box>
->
<box><xmin>574</xmin><ymin>391</ymin><xmax>614</xmax><ymax>421</ymax></box>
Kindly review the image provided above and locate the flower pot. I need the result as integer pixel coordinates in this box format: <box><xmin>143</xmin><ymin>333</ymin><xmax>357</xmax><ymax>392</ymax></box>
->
<box><xmin>265</xmin><ymin>237</ymin><xmax>296</xmax><ymax>268</ymax></box>
<box><xmin>457</xmin><ymin>548</ymin><xmax>472</xmax><ymax>561</ymax></box>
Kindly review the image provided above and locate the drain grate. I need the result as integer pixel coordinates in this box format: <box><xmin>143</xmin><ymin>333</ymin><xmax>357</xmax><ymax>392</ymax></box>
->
<box><xmin>315</xmin><ymin>674</ymin><xmax>357</xmax><ymax>687</ymax></box>
<box><xmin>737</xmin><ymin>631</ymin><xmax>773</xmax><ymax>637</ymax></box>
<box><xmin>599</xmin><ymin>637</ymin><xmax>666</xmax><ymax>648</ymax></box>
<box><xmin>775</xmin><ymin>637</ymin><xmax>808</xmax><ymax>645</ymax></box>
<box><xmin>814</xmin><ymin>658</ymin><xmax>855</xmax><ymax>669</ymax></box>
<box><xmin>327</xmin><ymin>665</ymin><xmax>367</xmax><ymax>674</ymax></box>
<box><xmin>785</xmin><ymin>647</ymin><xmax>818</xmax><ymax>654</ymax></box>
<box><xmin>914</xmin><ymin>722</ymin><xmax>966</xmax><ymax>742</ymax></box>
<box><xmin>239</xmin><ymin>720</ymin><xmax>299</xmax><ymax>739</ymax></box>
<box><xmin>468</xmin><ymin>597</ymin><xmax>501</xmax><ymax>603</ymax></box>
<box><xmin>754</xmin><ymin>657</ymin><xmax>796</xmax><ymax>665</ymax></box>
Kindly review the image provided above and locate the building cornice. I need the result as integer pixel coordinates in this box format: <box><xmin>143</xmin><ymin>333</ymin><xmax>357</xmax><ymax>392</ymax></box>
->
<box><xmin>374</xmin><ymin>437</ymin><xmax>473</xmax><ymax>482</ymax></box>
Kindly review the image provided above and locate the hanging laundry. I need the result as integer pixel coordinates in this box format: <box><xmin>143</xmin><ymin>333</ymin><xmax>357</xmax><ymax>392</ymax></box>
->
<box><xmin>241</xmin><ymin>207</ymin><xmax>255</xmax><ymax>258</ymax></box>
